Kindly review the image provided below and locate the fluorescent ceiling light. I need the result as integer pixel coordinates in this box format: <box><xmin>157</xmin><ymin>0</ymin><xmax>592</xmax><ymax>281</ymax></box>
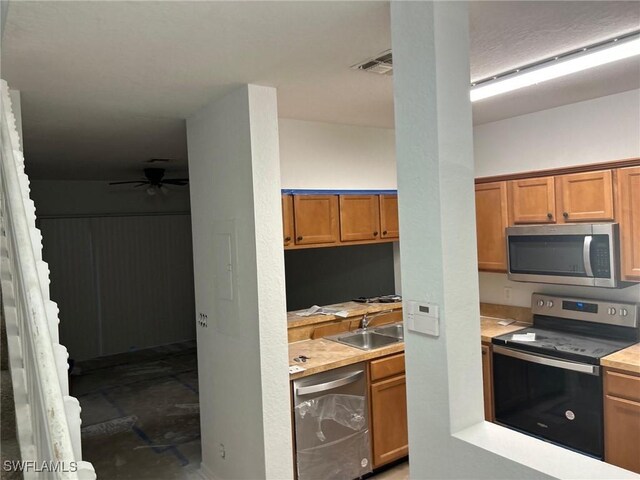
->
<box><xmin>470</xmin><ymin>33</ymin><xmax>640</xmax><ymax>102</ymax></box>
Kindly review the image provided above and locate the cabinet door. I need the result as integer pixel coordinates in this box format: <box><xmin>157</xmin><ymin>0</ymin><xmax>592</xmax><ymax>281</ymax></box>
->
<box><xmin>282</xmin><ymin>195</ymin><xmax>294</xmax><ymax>247</ymax></box>
<box><xmin>293</xmin><ymin>195</ymin><xmax>339</xmax><ymax>245</ymax></box>
<box><xmin>557</xmin><ymin>170</ymin><xmax>614</xmax><ymax>222</ymax></box>
<box><xmin>616</xmin><ymin>167</ymin><xmax>640</xmax><ymax>281</ymax></box>
<box><xmin>339</xmin><ymin>195</ymin><xmax>380</xmax><ymax>242</ymax></box>
<box><xmin>481</xmin><ymin>345</ymin><xmax>494</xmax><ymax>422</ymax></box>
<box><xmin>379</xmin><ymin>194</ymin><xmax>399</xmax><ymax>239</ymax></box>
<box><xmin>508</xmin><ymin>176</ymin><xmax>556</xmax><ymax>224</ymax></box>
<box><xmin>371</xmin><ymin>375</ymin><xmax>409</xmax><ymax>468</ymax></box>
<box><xmin>604</xmin><ymin>395</ymin><xmax>640</xmax><ymax>473</ymax></box>
<box><xmin>475</xmin><ymin>182</ymin><xmax>509</xmax><ymax>272</ymax></box>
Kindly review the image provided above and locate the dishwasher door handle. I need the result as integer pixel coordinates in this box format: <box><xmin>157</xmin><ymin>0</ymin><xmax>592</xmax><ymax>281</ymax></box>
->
<box><xmin>296</xmin><ymin>370</ymin><xmax>364</xmax><ymax>396</ymax></box>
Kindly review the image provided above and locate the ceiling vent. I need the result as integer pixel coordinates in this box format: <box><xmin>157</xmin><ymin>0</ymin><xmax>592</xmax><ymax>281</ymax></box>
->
<box><xmin>352</xmin><ymin>50</ymin><xmax>393</xmax><ymax>75</ymax></box>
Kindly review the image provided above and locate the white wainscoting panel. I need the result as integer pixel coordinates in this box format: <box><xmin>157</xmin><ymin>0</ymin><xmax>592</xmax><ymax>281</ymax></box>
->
<box><xmin>40</xmin><ymin>214</ymin><xmax>195</xmax><ymax>360</ymax></box>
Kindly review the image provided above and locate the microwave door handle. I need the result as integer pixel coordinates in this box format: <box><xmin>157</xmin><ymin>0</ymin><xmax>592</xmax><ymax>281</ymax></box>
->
<box><xmin>583</xmin><ymin>235</ymin><xmax>594</xmax><ymax>277</ymax></box>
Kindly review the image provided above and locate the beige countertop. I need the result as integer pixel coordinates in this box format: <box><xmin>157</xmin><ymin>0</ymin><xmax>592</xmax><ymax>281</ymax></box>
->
<box><xmin>287</xmin><ymin>301</ymin><xmax>403</xmax><ymax>329</ymax></box>
<box><xmin>480</xmin><ymin>316</ymin><xmax>528</xmax><ymax>343</ymax></box>
<box><xmin>288</xmin><ymin>338</ymin><xmax>404</xmax><ymax>381</ymax></box>
<box><xmin>602</xmin><ymin>343</ymin><xmax>640</xmax><ymax>375</ymax></box>
<box><xmin>288</xmin><ymin>314</ymin><xmax>528</xmax><ymax>380</ymax></box>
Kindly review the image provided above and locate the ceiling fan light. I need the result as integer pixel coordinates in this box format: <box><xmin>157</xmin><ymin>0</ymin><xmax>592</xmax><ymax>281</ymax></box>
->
<box><xmin>146</xmin><ymin>187</ymin><xmax>157</xmax><ymax>196</ymax></box>
<box><xmin>160</xmin><ymin>185</ymin><xmax>169</xmax><ymax>195</ymax></box>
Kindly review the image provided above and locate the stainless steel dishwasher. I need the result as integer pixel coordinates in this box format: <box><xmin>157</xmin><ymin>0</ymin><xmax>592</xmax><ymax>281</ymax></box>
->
<box><xmin>293</xmin><ymin>362</ymin><xmax>371</xmax><ymax>480</ymax></box>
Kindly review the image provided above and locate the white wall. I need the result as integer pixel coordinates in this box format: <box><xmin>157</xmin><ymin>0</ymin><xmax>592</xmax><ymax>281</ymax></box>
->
<box><xmin>474</xmin><ymin>89</ymin><xmax>640</xmax><ymax>178</ymax></box>
<box><xmin>30</xmin><ymin>180</ymin><xmax>190</xmax><ymax>217</ymax></box>
<box><xmin>474</xmin><ymin>89</ymin><xmax>640</xmax><ymax>306</ymax></box>
<box><xmin>187</xmin><ymin>85</ymin><xmax>292</xmax><ymax>480</ymax></box>
<box><xmin>279</xmin><ymin>118</ymin><xmax>397</xmax><ymax>190</ymax></box>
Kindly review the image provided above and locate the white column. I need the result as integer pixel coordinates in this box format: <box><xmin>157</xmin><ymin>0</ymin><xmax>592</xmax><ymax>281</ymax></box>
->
<box><xmin>392</xmin><ymin>3</ymin><xmax>637</xmax><ymax>480</ymax></box>
<box><xmin>391</xmin><ymin>2</ymin><xmax>485</xmax><ymax>476</ymax></box>
<box><xmin>187</xmin><ymin>85</ymin><xmax>292</xmax><ymax>480</ymax></box>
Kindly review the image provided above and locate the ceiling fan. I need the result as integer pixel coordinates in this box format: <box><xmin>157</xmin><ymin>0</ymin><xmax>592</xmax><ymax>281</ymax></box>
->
<box><xmin>109</xmin><ymin>168</ymin><xmax>188</xmax><ymax>195</ymax></box>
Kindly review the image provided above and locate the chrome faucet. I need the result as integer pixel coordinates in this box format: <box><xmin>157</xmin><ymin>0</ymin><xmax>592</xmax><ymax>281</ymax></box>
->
<box><xmin>361</xmin><ymin>309</ymin><xmax>395</xmax><ymax>330</ymax></box>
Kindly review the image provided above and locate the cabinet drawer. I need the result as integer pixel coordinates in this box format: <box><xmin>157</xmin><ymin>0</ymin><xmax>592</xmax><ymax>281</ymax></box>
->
<box><xmin>606</xmin><ymin>370</ymin><xmax>640</xmax><ymax>403</ymax></box>
<box><xmin>370</xmin><ymin>353</ymin><xmax>405</xmax><ymax>382</ymax></box>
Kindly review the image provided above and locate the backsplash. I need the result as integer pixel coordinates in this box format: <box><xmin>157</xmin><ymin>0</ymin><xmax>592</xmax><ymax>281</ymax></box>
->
<box><xmin>284</xmin><ymin>243</ymin><xmax>396</xmax><ymax>311</ymax></box>
<box><xmin>479</xmin><ymin>272</ymin><xmax>640</xmax><ymax>308</ymax></box>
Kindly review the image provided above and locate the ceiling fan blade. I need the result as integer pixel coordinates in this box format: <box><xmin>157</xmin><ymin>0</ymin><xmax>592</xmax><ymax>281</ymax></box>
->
<box><xmin>109</xmin><ymin>180</ymin><xmax>147</xmax><ymax>185</ymax></box>
<box><xmin>134</xmin><ymin>182</ymin><xmax>151</xmax><ymax>187</ymax></box>
<box><xmin>163</xmin><ymin>179</ymin><xmax>189</xmax><ymax>185</ymax></box>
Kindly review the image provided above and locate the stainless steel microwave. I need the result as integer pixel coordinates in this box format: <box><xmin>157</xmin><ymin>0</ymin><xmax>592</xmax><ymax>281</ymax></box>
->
<box><xmin>506</xmin><ymin>223</ymin><xmax>628</xmax><ymax>288</ymax></box>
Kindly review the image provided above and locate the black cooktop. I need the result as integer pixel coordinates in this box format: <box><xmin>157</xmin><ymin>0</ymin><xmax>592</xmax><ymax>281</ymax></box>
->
<box><xmin>492</xmin><ymin>326</ymin><xmax>636</xmax><ymax>365</ymax></box>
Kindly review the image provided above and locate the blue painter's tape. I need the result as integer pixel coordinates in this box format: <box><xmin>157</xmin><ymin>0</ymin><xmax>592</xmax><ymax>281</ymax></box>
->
<box><xmin>171</xmin><ymin>374</ymin><xmax>199</xmax><ymax>395</ymax></box>
<box><xmin>99</xmin><ymin>390</ymin><xmax>191</xmax><ymax>467</ymax></box>
<box><xmin>281</xmin><ymin>189</ymin><xmax>397</xmax><ymax>195</ymax></box>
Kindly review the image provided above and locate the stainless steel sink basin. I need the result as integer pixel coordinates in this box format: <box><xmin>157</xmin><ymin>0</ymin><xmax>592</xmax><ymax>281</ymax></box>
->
<box><xmin>372</xmin><ymin>323</ymin><xmax>404</xmax><ymax>340</ymax></box>
<box><xmin>326</xmin><ymin>329</ymin><xmax>402</xmax><ymax>350</ymax></box>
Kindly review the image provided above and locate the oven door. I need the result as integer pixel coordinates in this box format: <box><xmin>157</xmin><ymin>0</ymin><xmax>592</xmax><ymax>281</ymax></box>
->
<box><xmin>506</xmin><ymin>224</ymin><xmax>618</xmax><ymax>287</ymax></box>
<box><xmin>493</xmin><ymin>346</ymin><xmax>603</xmax><ymax>459</ymax></box>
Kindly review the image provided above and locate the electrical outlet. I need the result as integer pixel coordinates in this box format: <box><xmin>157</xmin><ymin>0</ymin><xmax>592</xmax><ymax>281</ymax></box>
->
<box><xmin>503</xmin><ymin>287</ymin><xmax>512</xmax><ymax>304</ymax></box>
<box><xmin>219</xmin><ymin>443</ymin><xmax>226</xmax><ymax>459</ymax></box>
<box><xmin>198</xmin><ymin>312</ymin><xmax>209</xmax><ymax>328</ymax></box>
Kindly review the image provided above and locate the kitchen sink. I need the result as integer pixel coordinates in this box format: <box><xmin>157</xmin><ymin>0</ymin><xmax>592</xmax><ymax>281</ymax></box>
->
<box><xmin>372</xmin><ymin>323</ymin><xmax>404</xmax><ymax>340</ymax></box>
<box><xmin>327</xmin><ymin>326</ymin><xmax>403</xmax><ymax>351</ymax></box>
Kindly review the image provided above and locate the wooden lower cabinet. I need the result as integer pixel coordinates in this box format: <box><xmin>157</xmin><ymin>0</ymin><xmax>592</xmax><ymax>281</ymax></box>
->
<box><xmin>481</xmin><ymin>344</ymin><xmax>494</xmax><ymax>422</ymax></box>
<box><xmin>604</xmin><ymin>368</ymin><xmax>640</xmax><ymax>473</ymax></box>
<box><xmin>369</xmin><ymin>354</ymin><xmax>408</xmax><ymax>468</ymax></box>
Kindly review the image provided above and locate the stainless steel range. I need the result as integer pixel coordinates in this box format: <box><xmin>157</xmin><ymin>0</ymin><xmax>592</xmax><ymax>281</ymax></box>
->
<box><xmin>492</xmin><ymin>293</ymin><xmax>639</xmax><ymax>459</ymax></box>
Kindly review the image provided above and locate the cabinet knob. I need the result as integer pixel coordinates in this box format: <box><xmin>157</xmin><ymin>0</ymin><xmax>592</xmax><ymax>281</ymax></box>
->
<box><xmin>383</xmin><ymin>230</ymin><xmax>388</xmax><ymax>236</ymax></box>
<box><xmin>297</xmin><ymin>236</ymin><xmax>303</xmax><ymax>241</ymax></box>
<box><xmin>284</xmin><ymin>236</ymin><xmax>291</xmax><ymax>242</ymax></box>
<box><xmin>547</xmin><ymin>213</ymin><xmax>553</xmax><ymax>219</ymax></box>
<box><xmin>373</xmin><ymin>231</ymin><xmax>378</xmax><ymax>236</ymax></box>
<box><xmin>563</xmin><ymin>212</ymin><xmax>569</xmax><ymax>218</ymax></box>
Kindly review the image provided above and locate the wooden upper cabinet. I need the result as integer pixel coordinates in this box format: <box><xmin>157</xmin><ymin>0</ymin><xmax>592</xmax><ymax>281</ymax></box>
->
<box><xmin>282</xmin><ymin>195</ymin><xmax>294</xmax><ymax>247</ymax></box>
<box><xmin>556</xmin><ymin>170</ymin><xmax>614</xmax><ymax>222</ymax></box>
<box><xmin>508</xmin><ymin>176</ymin><xmax>556</xmax><ymax>224</ymax></box>
<box><xmin>379</xmin><ymin>194</ymin><xmax>399</xmax><ymax>239</ymax></box>
<box><xmin>293</xmin><ymin>195</ymin><xmax>339</xmax><ymax>245</ymax></box>
<box><xmin>339</xmin><ymin>195</ymin><xmax>380</xmax><ymax>242</ymax></box>
<box><xmin>616</xmin><ymin>166</ymin><xmax>640</xmax><ymax>281</ymax></box>
<box><xmin>475</xmin><ymin>182</ymin><xmax>509</xmax><ymax>272</ymax></box>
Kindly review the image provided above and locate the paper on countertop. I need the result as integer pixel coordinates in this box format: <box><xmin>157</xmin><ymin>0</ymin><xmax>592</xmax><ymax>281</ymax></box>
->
<box><xmin>289</xmin><ymin>365</ymin><xmax>306</xmax><ymax>374</ymax></box>
<box><xmin>498</xmin><ymin>319</ymin><xmax>516</xmax><ymax>326</ymax></box>
<box><xmin>296</xmin><ymin>305</ymin><xmax>349</xmax><ymax>318</ymax></box>
<box><xmin>512</xmin><ymin>332</ymin><xmax>536</xmax><ymax>342</ymax></box>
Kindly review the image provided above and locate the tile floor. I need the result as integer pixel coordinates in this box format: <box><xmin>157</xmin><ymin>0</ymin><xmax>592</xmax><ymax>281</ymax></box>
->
<box><xmin>73</xmin><ymin>342</ymin><xmax>408</xmax><ymax>479</ymax></box>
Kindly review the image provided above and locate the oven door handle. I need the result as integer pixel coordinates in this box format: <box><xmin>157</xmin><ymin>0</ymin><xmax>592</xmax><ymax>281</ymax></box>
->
<box><xmin>583</xmin><ymin>235</ymin><xmax>594</xmax><ymax>277</ymax></box>
<box><xmin>493</xmin><ymin>346</ymin><xmax>600</xmax><ymax>376</ymax></box>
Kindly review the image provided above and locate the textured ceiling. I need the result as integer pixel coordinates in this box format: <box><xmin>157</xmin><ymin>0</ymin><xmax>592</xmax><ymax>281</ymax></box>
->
<box><xmin>2</xmin><ymin>1</ymin><xmax>639</xmax><ymax>179</ymax></box>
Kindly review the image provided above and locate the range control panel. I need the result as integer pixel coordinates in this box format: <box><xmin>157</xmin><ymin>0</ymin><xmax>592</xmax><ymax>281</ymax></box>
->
<box><xmin>532</xmin><ymin>293</ymin><xmax>639</xmax><ymax>328</ymax></box>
